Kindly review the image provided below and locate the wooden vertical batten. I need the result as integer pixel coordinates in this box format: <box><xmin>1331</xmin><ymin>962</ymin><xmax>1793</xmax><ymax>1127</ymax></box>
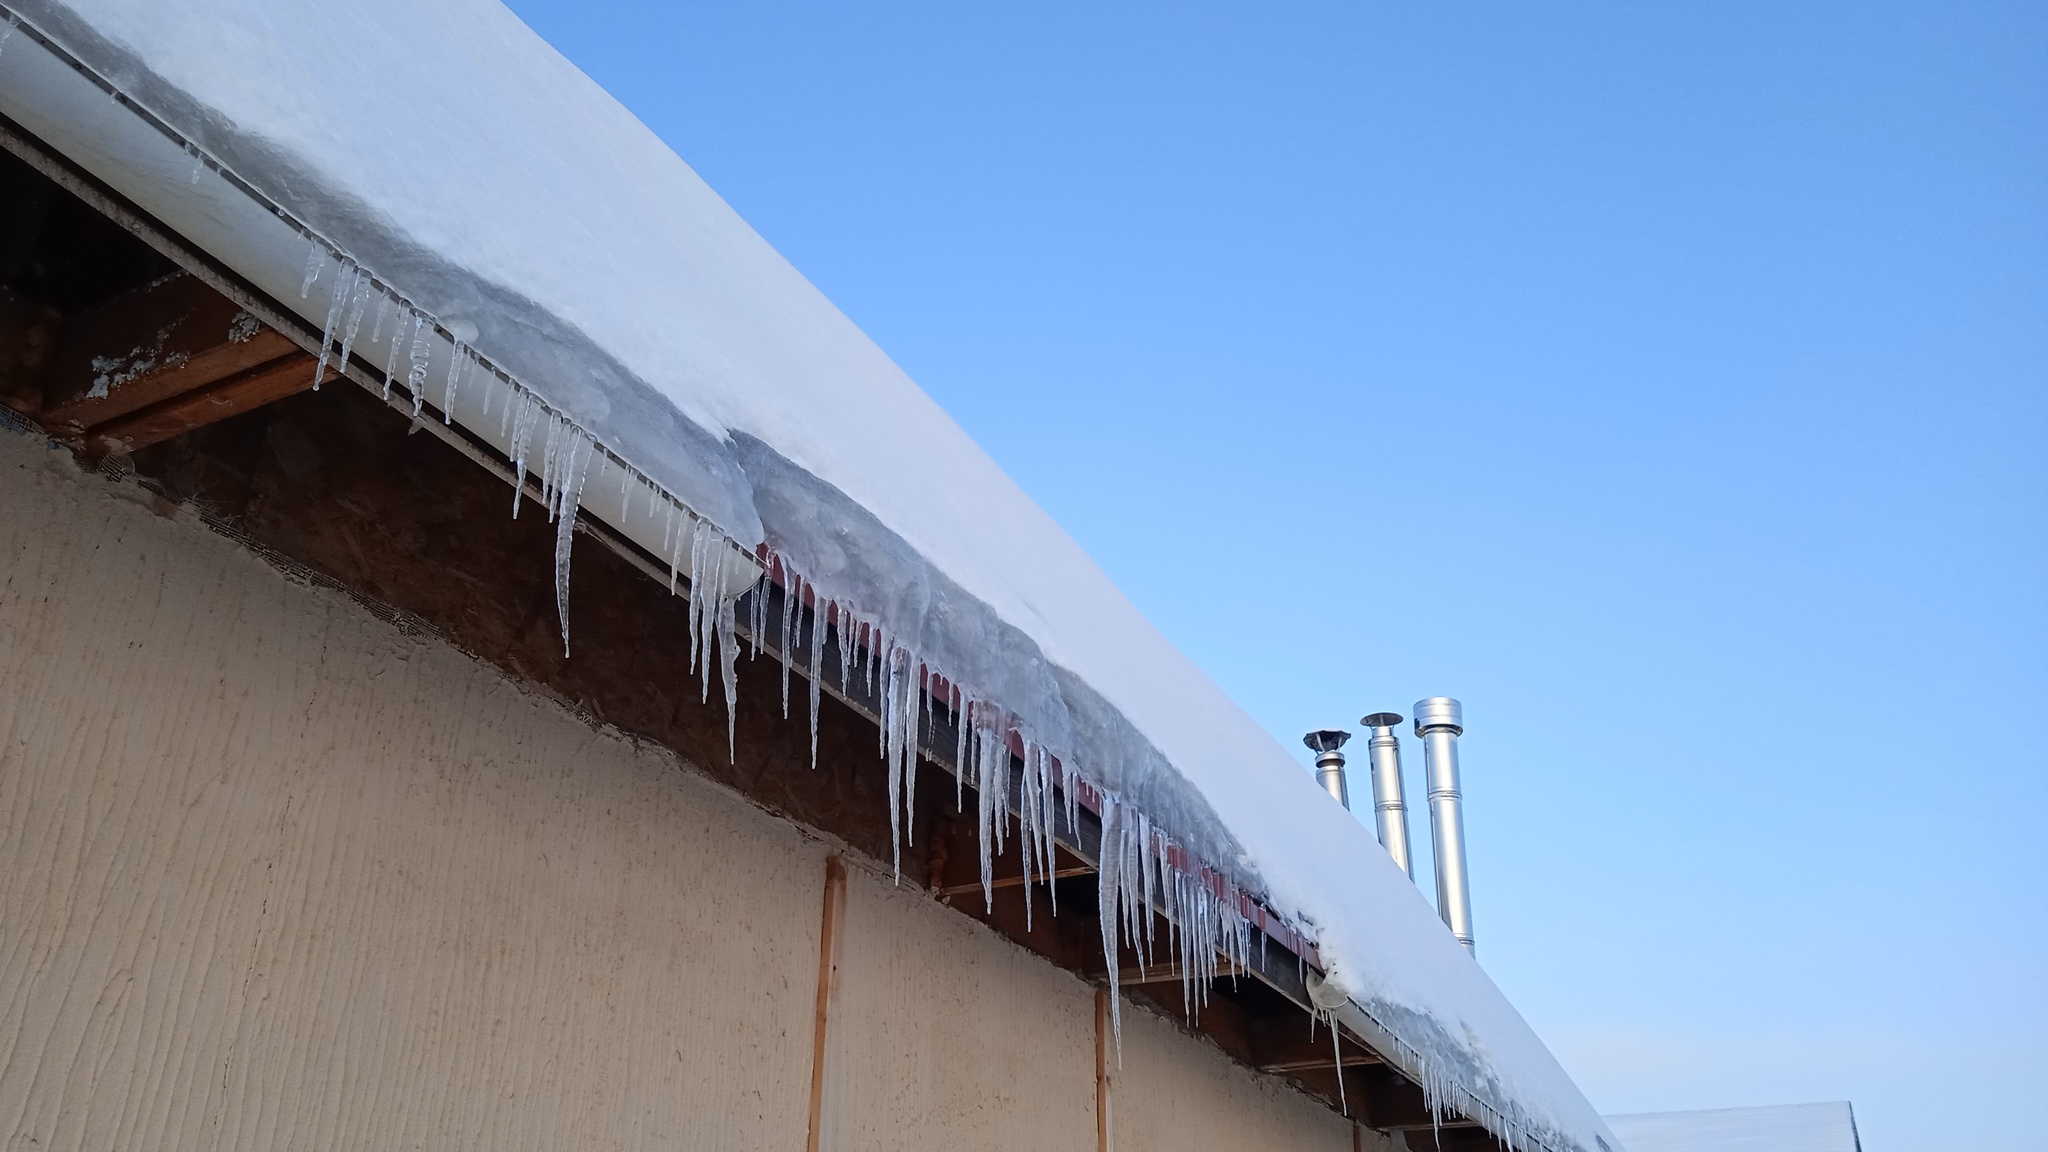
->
<box><xmin>1097</xmin><ymin>988</ymin><xmax>1113</xmax><ymax>1152</ymax></box>
<box><xmin>807</xmin><ymin>856</ymin><xmax>848</xmax><ymax>1152</ymax></box>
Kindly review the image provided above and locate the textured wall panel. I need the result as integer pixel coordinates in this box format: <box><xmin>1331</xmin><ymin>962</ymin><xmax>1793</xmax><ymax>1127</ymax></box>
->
<box><xmin>0</xmin><ymin>433</ymin><xmax>820</xmax><ymax>1151</ymax></box>
<box><xmin>818</xmin><ymin>865</ymin><xmax>1096</xmax><ymax>1151</ymax></box>
<box><xmin>1108</xmin><ymin>999</ymin><xmax>1356</xmax><ymax>1152</ymax></box>
<box><xmin>0</xmin><ymin>427</ymin><xmax>1363</xmax><ymax>1150</ymax></box>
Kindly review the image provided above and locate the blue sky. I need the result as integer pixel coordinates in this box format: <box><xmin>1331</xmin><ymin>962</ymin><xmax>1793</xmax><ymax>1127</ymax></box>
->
<box><xmin>502</xmin><ymin>2</ymin><xmax>2045</xmax><ymax>1146</ymax></box>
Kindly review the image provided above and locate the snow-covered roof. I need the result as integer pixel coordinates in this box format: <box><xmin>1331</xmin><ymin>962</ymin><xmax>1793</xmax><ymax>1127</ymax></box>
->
<box><xmin>0</xmin><ymin>3</ymin><xmax>1620</xmax><ymax>1149</ymax></box>
<box><xmin>1605</xmin><ymin>1104</ymin><xmax>1862</xmax><ymax>1152</ymax></box>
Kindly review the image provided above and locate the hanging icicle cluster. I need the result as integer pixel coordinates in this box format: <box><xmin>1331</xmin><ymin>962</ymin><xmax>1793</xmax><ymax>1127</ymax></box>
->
<box><xmin>18</xmin><ymin>57</ymin><xmax>1602</xmax><ymax>1152</ymax></box>
<box><xmin>748</xmin><ymin>550</ymin><xmax>1267</xmax><ymax>1060</ymax></box>
<box><xmin>295</xmin><ymin>234</ymin><xmax>1291</xmax><ymax>1084</ymax></box>
<box><xmin>300</xmin><ymin>237</ymin><xmax>618</xmax><ymax>658</ymax></box>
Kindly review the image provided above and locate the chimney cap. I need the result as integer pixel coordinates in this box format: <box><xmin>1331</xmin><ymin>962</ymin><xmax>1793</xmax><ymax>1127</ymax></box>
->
<box><xmin>1412</xmin><ymin>697</ymin><xmax>1464</xmax><ymax>735</ymax></box>
<box><xmin>1361</xmin><ymin>712</ymin><xmax>1404</xmax><ymax>730</ymax></box>
<box><xmin>1303</xmin><ymin>729</ymin><xmax>1351</xmax><ymax>754</ymax></box>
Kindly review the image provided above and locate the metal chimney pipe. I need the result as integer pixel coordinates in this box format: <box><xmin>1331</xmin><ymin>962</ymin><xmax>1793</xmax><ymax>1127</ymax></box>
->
<box><xmin>1360</xmin><ymin>713</ymin><xmax>1415</xmax><ymax>879</ymax></box>
<box><xmin>1414</xmin><ymin>697</ymin><xmax>1475</xmax><ymax>953</ymax></box>
<box><xmin>1302</xmin><ymin>729</ymin><xmax>1352</xmax><ymax>808</ymax></box>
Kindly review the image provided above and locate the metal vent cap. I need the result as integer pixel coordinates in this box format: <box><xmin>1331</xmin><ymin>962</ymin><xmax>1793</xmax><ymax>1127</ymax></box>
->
<box><xmin>1412</xmin><ymin>697</ymin><xmax>1463</xmax><ymax>736</ymax></box>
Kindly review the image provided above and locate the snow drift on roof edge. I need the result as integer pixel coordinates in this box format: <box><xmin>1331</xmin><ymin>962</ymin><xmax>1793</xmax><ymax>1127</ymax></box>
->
<box><xmin>0</xmin><ymin>2</ymin><xmax>1621</xmax><ymax>1149</ymax></box>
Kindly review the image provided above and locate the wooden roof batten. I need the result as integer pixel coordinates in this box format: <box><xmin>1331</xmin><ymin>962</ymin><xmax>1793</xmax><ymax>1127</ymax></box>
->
<box><xmin>0</xmin><ymin>97</ymin><xmax>1521</xmax><ymax>1152</ymax></box>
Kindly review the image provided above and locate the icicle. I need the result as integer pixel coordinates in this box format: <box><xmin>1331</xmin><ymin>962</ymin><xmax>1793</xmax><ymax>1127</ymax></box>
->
<box><xmin>754</xmin><ymin>574</ymin><xmax>770</xmax><ymax>661</ymax></box>
<box><xmin>715</xmin><ymin>549</ymin><xmax>740</xmax><ymax>761</ymax></box>
<box><xmin>0</xmin><ymin>16</ymin><xmax>17</xmax><ymax>60</ymax></box>
<box><xmin>1063</xmin><ymin>762</ymin><xmax>1082</xmax><ymax>841</ymax></box>
<box><xmin>885</xmin><ymin>645</ymin><xmax>904</xmax><ymax>882</ymax></box>
<box><xmin>806</xmin><ymin>592</ymin><xmax>826</xmax><ymax>770</ymax></box>
<box><xmin>952</xmin><ymin>688</ymin><xmax>968</xmax><ymax>812</ymax></box>
<box><xmin>1097</xmin><ymin>794</ymin><xmax>1124</xmax><ymax>1055</ymax></box>
<box><xmin>875</xmin><ymin>626</ymin><xmax>891</xmax><ymax>763</ymax></box>
<box><xmin>778</xmin><ymin>567</ymin><xmax>797</xmax><ymax>720</ymax></box>
<box><xmin>663</xmin><ymin>506</ymin><xmax>682</xmax><ymax>592</ymax></box>
<box><xmin>1019</xmin><ymin>743</ymin><xmax>1041</xmax><ymax>930</ymax></box>
<box><xmin>686</xmin><ymin>523</ymin><xmax>707</xmax><ymax>678</ymax></box>
<box><xmin>974</xmin><ymin>717</ymin><xmax>1010</xmax><ymax>914</ymax></box>
<box><xmin>507</xmin><ymin>394</ymin><xmax>542</xmax><ymax>517</ymax></box>
<box><xmin>834</xmin><ymin>609</ymin><xmax>854</xmax><ymax>707</ymax></box>
<box><xmin>1136</xmin><ymin>811</ymin><xmax>1156</xmax><ymax>967</ymax></box>
<box><xmin>442</xmin><ymin>342</ymin><xmax>469</xmax><ymax>422</ymax></box>
<box><xmin>549</xmin><ymin>428</ymin><xmax>591</xmax><ymax>657</ymax></box>
<box><xmin>300</xmin><ymin>239</ymin><xmax>323</xmax><ymax>298</ymax></box>
<box><xmin>1041</xmin><ymin>748</ymin><xmax>1060</xmax><ymax>912</ymax></box>
<box><xmin>684</xmin><ymin>521</ymin><xmax>742</xmax><ymax>760</ymax></box>
<box><xmin>383</xmin><ymin>309</ymin><xmax>413</xmax><ymax>401</ymax></box>
<box><xmin>188</xmin><ymin>144</ymin><xmax>203</xmax><ymax>184</ymax></box>
<box><xmin>369</xmin><ymin>294</ymin><xmax>391</xmax><ymax>345</ymax></box>
<box><xmin>332</xmin><ymin>272</ymin><xmax>370</xmax><ymax>383</ymax></box>
<box><xmin>405</xmin><ymin>317</ymin><xmax>433</xmax><ymax>418</ymax></box>
<box><xmin>880</xmin><ymin>643</ymin><xmax>924</xmax><ymax>885</ymax></box>
<box><xmin>313</xmin><ymin>260</ymin><xmax>357</xmax><ymax>388</ymax></box>
<box><xmin>911</xmin><ymin>664</ymin><xmax>927</xmax><ymax>831</ymax></box>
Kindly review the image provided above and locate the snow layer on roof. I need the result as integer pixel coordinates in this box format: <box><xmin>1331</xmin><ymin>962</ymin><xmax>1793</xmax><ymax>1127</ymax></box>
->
<box><xmin>1605</xmin><ymin>1103</ymin><xmax>1862</xmax><ymax>1152</ymax></box>
<box><xmin>0</xmin><ymin>2</ymin><xmax>1618</xmax><ymax>1149</ymax></box>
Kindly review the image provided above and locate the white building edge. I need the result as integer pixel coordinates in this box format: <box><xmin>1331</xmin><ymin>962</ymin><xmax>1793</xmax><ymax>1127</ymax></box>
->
<box><xmin>0</xmin><ymin>3</ymin><xmax>1623</xmax><ymax>1150</ymax></box>
<box><xmin>1606</xmin><ymin>1103</ymin><xmax>1862</xmax><ymax>1152</ymax></box>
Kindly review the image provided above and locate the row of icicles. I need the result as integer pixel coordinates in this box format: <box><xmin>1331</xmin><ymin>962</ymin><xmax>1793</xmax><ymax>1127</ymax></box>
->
<box><xmin>0</xmin><ymin>43</ymin><xmax>1564</xmax><ymax>1145</ymax></box>
<box><xmin>297</xmin><ymin>238</ymin><xmax>1554</xmax><ymax>1145</ymax></box>
<box><xmin>297</xmin><ymin>236</ymin><xmax>1265</xmax><ymax>1051</ymax></box>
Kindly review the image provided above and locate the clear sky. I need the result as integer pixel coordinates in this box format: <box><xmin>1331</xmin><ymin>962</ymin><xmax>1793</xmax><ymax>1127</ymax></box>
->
<box><xmin>502</xmin><ymin>2</ymin><xmax>2044</xmax><ymax>1146</ymax></box>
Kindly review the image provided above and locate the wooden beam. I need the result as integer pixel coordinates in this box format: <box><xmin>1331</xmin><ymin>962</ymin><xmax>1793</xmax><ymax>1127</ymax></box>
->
<box><xmin>37</xmin><ymin>270</ymin><xmax>298</xmax><ymax>433</ymax></box>
<box><xmin>1095</xmin><ymin>988</ymin><xmax>1111</xmax><ymax>1152</ymax></box>
<box><xmin>1100</xmin><ymin>959</ymin><xmax>1246</xmax><ymax>987</ymax></box>
<box><xmin>85</xmin><ymin>352</ymin><xmax>329</xmax><ymax>454</ymax></box>
<box><xmin>1398</xmin><ymin>1124</ymin><xmax>1502</xmax><ymax>1150</ymax></box>
<box><xmin>0</xmin><ymin>286</ymin><xmax>62</xmax><ymax>413</ymax></box>
<box><xmin>805</xmin><ymin>856</ymin><xmax>847</xmax><ymax>1152</ymax></box>
<box><xmin>1251</xmin><ymin>1015</ymin><xmax>1385</xmax><ymax>1073</ymax></box>
<box><xmin>1352</xmin><ymin>1069</ymin><xmax>1483</xmax><ymax>1133</ymax></box>
<box><xmin>934</xmin><ymin>866</ymin><xmax>1093</xmax><ymax>899</ymax></box>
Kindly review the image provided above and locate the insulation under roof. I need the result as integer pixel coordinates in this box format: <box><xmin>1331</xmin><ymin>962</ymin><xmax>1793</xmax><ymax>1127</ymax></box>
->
<box><xmin>0</xmin><ymin>3</ymin><xmax>1622</xmax><ymax>1149</ymax></box>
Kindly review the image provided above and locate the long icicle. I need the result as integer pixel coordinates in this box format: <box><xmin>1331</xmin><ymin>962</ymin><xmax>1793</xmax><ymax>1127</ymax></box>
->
<box><xmin>313</xmin><ymin>260</ymin><xmax>358</xmax><ymax>387</ymax></box>
<box><xmin>549</xmin><ymin>427</ymin><xmax>591</xmax><ymax>657</ymax></box>
<box><xmin>807</xmin><ymin>593</ymin><xmax>826</xmax><ymax>770</ymax></box>
<box><xmin>1097</xmin><ymin>793</ymin><xmax>1124</xmax><ymax>1058</ymax></box>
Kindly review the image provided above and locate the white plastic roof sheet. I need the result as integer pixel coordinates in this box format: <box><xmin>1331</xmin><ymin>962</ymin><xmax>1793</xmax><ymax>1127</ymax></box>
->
<box><xmin>1605</xmin><ymin>1103</ymin><xmax>1862</xmax><ymax>1152</ymax></box>
<box><xmin>0</xmin><ymin>3</ymin><xmax>1621</xmax><ymax>1149</ymax></box>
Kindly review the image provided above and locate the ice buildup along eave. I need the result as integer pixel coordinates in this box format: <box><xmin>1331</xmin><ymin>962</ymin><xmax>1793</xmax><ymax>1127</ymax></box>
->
<box><xmin>0</xmin><ymin>0</ymin><xmax>1295</xmax><ymax>1076</ymax></box>
<box><xmin>0</xmin><ymin>6</ymin><xmax>1626</xmax><ymax>1152</ymax></box>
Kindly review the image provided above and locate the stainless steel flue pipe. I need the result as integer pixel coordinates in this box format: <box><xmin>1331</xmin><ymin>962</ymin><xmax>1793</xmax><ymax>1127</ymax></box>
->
<box><xmin>1360</xmin><ymin>713</ymin><xmax>1415</xmax><ymax>878</ymax></box>
<box><xmin>1302</xmin><ymin>729</ymin><xmax>1352</xmax><ymax>808</ymax></box>
<box><xmin>1415</xmin><ymin>697</ymin><xmax>1475</xmax><ymax>953</ymax></box>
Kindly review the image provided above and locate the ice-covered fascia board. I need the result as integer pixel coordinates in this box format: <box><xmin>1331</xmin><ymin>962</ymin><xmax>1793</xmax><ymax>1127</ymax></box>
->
<box><xmin>0</xmin><ymin>4</ymin><xmax>1622</xmax><ymax>1150</ymax></box>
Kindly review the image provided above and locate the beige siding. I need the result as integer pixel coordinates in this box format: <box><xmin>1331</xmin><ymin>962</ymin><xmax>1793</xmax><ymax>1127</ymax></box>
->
<box><xmin>0</xmin><ymin>429</ymin><xmax>1347</xmax><ymax>1150</ymax></box>
<box><xmin>1108</xmin><ymin>1003</ymin><xmax>1356</xmax><ymax>1152</ymax></box>
<box><xmin>819</xmin><ymin>869</ymin><xmax>1097</xmax><ymax>1151</ymax></box>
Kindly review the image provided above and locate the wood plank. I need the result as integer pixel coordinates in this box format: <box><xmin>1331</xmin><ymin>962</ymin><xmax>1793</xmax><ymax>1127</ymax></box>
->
<box><xmin>86</xmin><ymin>353</ymin><xmax>329</xmax><ymax>454</ymax></box>
<box><xmin>934</xmin><ymin>866</ymin><xmax>1093</xmax><ymax>899</ymax></box>
<box><xmin>38</xmin><ymin>270</ymin><xmax>298</xmax><ymax>431</ymax></box>
<box><xmin>806</xmin><ymin>856</ymin><xmax>847</xmax><ymax>1152</ymax></box>
<box><xmin>0</xmin><ymin>286</ymin><xmax>62</xmax><ymax>413</ymax></box>
<box><xmin>1352</xmin><ymin>1068</ymin><xmax>1483</xmax><ymax>1132</ymax></box>
<box><xmin>1252</xmin><ymin>1012</ymin><xmax>1385</xmax><ymax>1073</ymax></box>
<box><xmin>1095</xmin><ymin>989</ymin><xmax>1110</xmax><ymax>1152</ymax></box>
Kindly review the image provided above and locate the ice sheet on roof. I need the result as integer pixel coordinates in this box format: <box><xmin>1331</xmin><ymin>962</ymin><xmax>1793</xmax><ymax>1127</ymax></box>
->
<box><xmin>0</xmin><ymin>2</ymin><xmax>1621</xmax><ymax>1149</ymax></box>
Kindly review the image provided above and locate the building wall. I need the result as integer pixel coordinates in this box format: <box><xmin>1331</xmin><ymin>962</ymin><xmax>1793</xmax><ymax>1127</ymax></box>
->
<box><xmin>0</xmin><ymin>428</ymin><xmax>1350</xmax><ymax>1152</ymax></box>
